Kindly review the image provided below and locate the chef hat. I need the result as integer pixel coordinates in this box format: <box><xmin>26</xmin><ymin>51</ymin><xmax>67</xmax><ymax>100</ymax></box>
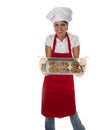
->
<box><xmin>46</xmin><ymin>7</ymin><xmax>73</xmax><ymax>23</ymax></box>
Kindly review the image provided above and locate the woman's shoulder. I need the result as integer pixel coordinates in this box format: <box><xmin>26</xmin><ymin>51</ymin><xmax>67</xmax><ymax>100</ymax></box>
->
<box><xmin>45</xmin><ymin>34</ymin><xmax>55</xmax><ymax>46</ymax></box>
<box><xmin>46</xmin><ymin>34</ymin><xmax>55</xmax><ymax>39</ymax></box>
<box><xmin>68</xmin><ymin>33</ymin><xmax>79</xmax><ymax>40</ymax></box>
<box><xmin>68</xmin><ymin>33</ymin><xmax>80</xmax><ymax>46</ymax></box>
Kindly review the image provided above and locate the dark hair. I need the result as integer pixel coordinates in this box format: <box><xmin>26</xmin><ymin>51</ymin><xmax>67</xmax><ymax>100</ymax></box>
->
<box><xmin>62</xmin><ymin>21</ymin><xmax>68</xmax><ymax>24</ymax></box>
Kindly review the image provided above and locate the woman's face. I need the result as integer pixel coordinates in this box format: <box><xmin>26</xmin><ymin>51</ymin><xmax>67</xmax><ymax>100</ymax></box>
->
<box><xmin>53</xmin><ymin>21</ymin><xmax>68</xmax><ymax>40</ymax></box>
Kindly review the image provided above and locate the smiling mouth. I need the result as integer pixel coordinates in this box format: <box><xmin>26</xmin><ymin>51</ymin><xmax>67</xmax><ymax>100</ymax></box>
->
<box><xmin>57</xmin><ymin>30</ymin><xmax>63</xmax><ymax>33</ymax></box>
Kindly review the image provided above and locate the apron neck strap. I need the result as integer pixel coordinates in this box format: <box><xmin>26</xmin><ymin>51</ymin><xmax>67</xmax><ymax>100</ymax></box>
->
<box><xmin>66</xmin><ymin>33</ymin><xmax>71</xmax><ymax>53</ymax></box>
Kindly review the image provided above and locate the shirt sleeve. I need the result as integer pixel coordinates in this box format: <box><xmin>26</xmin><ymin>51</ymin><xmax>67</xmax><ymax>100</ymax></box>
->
<box><xmin>70</xmin><ymin>34</ymin><xmax>80</xmax><ymax>48</ymax></box>
<box><xmin>44</xmin><ymin>35</ymin><xmax>54</xmax><ymax>48</ymax></box>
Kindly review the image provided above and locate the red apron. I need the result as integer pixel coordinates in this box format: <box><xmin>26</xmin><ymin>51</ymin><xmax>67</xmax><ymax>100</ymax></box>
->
<box><xmin>41</xmin><ymin>34</ymin><xmax>76</xmax><ymax>118</ymax></box>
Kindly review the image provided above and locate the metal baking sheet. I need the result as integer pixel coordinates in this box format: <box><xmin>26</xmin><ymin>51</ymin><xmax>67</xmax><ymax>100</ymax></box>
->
<box><xmin>41</xmin><ymin>57</ymin><xmax>84</xmax><ymax>75</ymax></box>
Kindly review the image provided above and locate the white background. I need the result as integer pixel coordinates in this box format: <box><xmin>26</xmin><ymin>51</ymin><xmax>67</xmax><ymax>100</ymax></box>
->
<box><xmin>0</xmin><ymin>0</ymin><xmax>100</xmax><ymax>130</ymax></box>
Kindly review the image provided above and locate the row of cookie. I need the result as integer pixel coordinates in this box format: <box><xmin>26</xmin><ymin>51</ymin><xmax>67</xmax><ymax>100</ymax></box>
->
<box><xmin>49</xmin><ymin>67</ymin><xmax>81</xmax><ymax>73</ymax></box>
<box><xmin>49</xmin><ymin>61</ymin><xmax>79</xmax><ymax>68</ymax></box>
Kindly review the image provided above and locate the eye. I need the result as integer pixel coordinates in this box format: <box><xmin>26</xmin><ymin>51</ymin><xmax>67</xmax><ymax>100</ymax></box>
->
<box><xmin>60</xmin><ymin>24</ymin><xmax>66</xmax><ymax>27</ymax></box>
<box><xmin>54</xmin><ymin>24</ymin><xmax>59</xmax><ymax>27</ymax></box>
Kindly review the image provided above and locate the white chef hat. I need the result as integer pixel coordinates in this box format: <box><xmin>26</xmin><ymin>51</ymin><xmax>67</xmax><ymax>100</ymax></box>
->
<box><xmin>46</xmin><ymin>7</ymin><xmax>73</xmax><ymax>23</ymax></box>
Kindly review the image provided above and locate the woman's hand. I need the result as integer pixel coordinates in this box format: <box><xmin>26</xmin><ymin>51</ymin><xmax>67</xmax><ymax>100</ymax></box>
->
<box><xmin>39</xmin><ymin>58</ymin><xmax>47</xmax><ymax>64</ymax></box>
<box><xmin>75</xmin><ymin>56</ymin><xmax>88</xmax><ymax>78</ymax></box>
<box><xmin>39</xmin><ymin>58</ymin><xmax>47</xmax><ymax>75</ymax></box>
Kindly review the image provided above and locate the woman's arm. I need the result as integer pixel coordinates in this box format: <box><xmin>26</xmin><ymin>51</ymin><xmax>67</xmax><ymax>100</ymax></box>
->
<box><xmin>45</xmin><ymin>45</ymin><xmax>52</xmax><ymax>57</ymax></box>
<box><xmin>73</xmin><ymin>45</ymin><xmax>80</xmax><ymax>58</ymax></box>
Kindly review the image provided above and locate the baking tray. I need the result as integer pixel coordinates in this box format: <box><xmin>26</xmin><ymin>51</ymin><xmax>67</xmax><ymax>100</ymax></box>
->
<box><xmin>41</xmin><ymin>57</ymin><xmax>84</xmax><ymax>75</ymax></box>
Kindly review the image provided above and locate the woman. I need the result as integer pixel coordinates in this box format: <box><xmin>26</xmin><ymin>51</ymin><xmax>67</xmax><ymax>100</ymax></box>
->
<box><xmin>41</xmin><ymin>7</ymin><xmax>86</xmax><ymax>130</ymax></box>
